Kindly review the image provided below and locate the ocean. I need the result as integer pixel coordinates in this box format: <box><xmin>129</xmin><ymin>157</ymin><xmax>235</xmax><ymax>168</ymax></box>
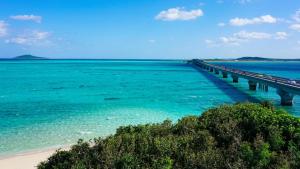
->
<box><xmin>0</xmin><ymin>60</ymin><xmax>299</xmax><ymax>156</ymax></box>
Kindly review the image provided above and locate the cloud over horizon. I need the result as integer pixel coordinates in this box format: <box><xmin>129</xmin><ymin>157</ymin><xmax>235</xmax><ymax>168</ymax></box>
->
<box><xmin>5</xmin><ymin>30</ymin><xmax>50</xmax><ymax>45</ymax></box>
<box><xmin>230</xmin><ymin>15</ymin><xmax>277</xmax><ymax>26</ymax></box>
<box><xmin>206</xmin><ymin>30</ymin><xmax>286</xmax><ymax>46</ymax></box>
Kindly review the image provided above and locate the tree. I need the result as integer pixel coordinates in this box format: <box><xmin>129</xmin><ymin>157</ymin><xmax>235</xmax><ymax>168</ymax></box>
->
<box><xmin>38</xmin><ymin>103</ymin><xmax>300</xmax><ymax>169</ymax></box>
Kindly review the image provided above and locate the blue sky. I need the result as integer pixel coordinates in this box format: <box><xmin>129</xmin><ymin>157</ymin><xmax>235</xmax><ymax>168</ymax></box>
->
<box><xmin>0</xmin><ymin>0</ymin><xmax>300</xmax><ymax>59</ymax></box>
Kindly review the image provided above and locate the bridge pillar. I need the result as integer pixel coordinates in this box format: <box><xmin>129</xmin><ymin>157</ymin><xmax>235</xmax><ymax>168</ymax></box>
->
<box><xmin>277</xmin><ymin>89</ymin><xmax>294</xmax><ymax>106</ymax></box>
<box><xmin>259</xmin><ymin>84</ymin><xmax>269</xmax><ymax>92</ymax></box>
<box><xmin>222</xmin><ymin>72</ymin><xmax>228</xmax><ymax>78</ymax></box>
<box><xmin>215</xmin><ymin>69</ymin><xmax>219</xmax><ymax>75</ymax></box>
<box><xmin>248</xmin><ymin>80</ymin><xmax>257</xmax><ymax>91</ymax></box>
<box><xmin>262</xmin><ymin>84</ymin><xmax>268</xmax><ymax>92</ymax></box>
<box><xmin>258</xmin><ymin>83</ymin><xmax>262</xmax><ymax>89</ymax></box>
<box><xmin>232</xmin><ymin>75</ymin><xmax>239</xmax><ymax>83</ymax></box>
<box><xmin>264</xmin><ymin>85</ymin><xmax>269</xmax><ymax>92</ymax></box>
<box><xmin>209</xmin><ymin>67</ymin><xmax>214</xmax><ymax>72</ymax></box>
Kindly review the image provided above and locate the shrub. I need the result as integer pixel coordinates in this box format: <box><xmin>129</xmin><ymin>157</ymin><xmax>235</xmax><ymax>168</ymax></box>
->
<box><xmin>38</xmin><ymin>103</ymin><xmax>300</xmax><ymax>169</ymax></box>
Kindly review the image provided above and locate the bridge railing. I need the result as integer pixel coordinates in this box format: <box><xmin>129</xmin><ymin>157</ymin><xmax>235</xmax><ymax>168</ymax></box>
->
<box><xmin>195</xmin><ymin>60</ymin><xmax>300</xmax><ymax>88</ymax></box>
<box><xmin>191</xmin><ymin>59</ymin><xmax>300</xmax><ymax>106</ymax></box>
<box><xmin>192</xmin><ymin>59</ymin><xmax>300</xmax><ymax>94</ymax></box>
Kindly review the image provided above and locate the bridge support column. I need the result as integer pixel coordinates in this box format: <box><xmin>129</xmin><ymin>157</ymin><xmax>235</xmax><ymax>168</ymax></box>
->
<box><xmin>209</xmin><ymin>67</ymin><xmax>214</xmax><ymax>72</ymax></box>
<box><xmin>259</xmin><ymin>83</ymin><xmax>269</xmax><ymax>92</ymax></box>
<box><xmin>232</xmin><ymin>75</ymin><xmax>239</xmax><ymax>83</ymax></box>
<box><xmin>215</xmin><ymin>69</ymin><xmax>219</xmax><ymax>75</ymax></box>
<box><xmin>248</xmin><ymin>80</ymin><xmax>257</xmax><ymax>91</ymax></box>
<box><xmin>222</xmin><ymin>72</ymin><xmax>228</xmax><ymax>78</ymax></box>
<box><xmin>277</xmin><ymin>89</ymin><xmax>294</xmax><ymax>106</ymax></box>
<box><xmin>264</xmin><ymin>85</ymin><xmax>269</xmax><ymax>92</ymax></box>
<box><xmin>258</xmin><ymin>83</ymin><xmax>262</xmax><ymax>89</ymax></box>
<box><xmin>262</xmin><ymin>84</ymin><xmax>268</xmax><ymax>92</ymax></box>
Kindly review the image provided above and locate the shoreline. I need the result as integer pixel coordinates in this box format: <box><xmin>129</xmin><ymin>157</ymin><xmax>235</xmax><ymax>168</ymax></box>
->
<box><xmin>0</xmin><ymin>146</ymin><xmax>69</xmax><ymax>169</ymax></box>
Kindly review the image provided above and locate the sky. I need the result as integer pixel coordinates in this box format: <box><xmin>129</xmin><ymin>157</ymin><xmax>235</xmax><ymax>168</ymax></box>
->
<box><xmin>0</xmin><ymin>0</ymin><xmax>300</xmax><ymax>59</ymax></box>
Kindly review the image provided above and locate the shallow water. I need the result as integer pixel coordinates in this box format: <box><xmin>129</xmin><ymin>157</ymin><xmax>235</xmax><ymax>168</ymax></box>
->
<box><xmin>0</xmin><ymin>60</ymin><xmax>299</xmax><ymax>156</ymax></box>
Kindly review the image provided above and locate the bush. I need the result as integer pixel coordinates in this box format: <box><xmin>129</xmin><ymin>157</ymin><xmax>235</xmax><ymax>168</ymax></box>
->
<box><xmin>38</xmin><ymin>103</ymin><xmax>300</xmax><ymax>169</ymax></box>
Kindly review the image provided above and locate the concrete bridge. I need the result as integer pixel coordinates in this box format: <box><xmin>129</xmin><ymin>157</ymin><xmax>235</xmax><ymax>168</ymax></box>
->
<box><xmin>191</xmin><ymin>59</ymin><xmax>300</xmax><ymax>106</ymax></box>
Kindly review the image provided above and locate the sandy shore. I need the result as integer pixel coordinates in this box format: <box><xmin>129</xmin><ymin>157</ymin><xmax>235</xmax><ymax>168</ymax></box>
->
<box><xmin>0</xmin><ymin>147</ymin><xmax>69</xmax><ymax>169</ymax></box>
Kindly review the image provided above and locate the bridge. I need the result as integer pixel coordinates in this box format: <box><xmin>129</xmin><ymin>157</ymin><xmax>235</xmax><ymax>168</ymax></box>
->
<box><xmin>191</xmin><ymin>59</ymin><xmax>300</xmax><ymax>106</ymax></box>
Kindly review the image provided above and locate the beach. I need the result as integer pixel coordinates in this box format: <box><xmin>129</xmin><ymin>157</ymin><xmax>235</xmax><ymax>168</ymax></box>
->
<box><xmin>0</xmin><ymin>147</ymin><xmax>68</xmax><ymax>169</ymax></box>
<box><xmin>0</xmin><ymin>150</ymin><xmax>53</xmax><ymax>169</ymax></box>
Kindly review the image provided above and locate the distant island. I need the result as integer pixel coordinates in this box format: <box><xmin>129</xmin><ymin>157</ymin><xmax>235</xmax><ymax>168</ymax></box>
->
<box><xmin>11</xmin><ymin>55</ymin><xmax>47</xmax><ymax>60</ymax></box>
<box><xmin>205</xmin><ymin>57</ymin><xmax>300</xmax><ymax>62</ymax></box>
<box><xmin>0</xmin><ymin>55</ymin><xmax>47</xmax><ymax>60</ymax></box>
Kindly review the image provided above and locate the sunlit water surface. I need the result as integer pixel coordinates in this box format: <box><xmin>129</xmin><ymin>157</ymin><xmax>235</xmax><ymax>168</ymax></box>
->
<box><xmin>0</xmin><ymin>60</ymin><xmax>299</xmax><ymax>156</ymax></box>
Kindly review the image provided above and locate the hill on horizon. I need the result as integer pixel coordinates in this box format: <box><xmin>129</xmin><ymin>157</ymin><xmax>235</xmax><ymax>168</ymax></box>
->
<box><xmin>236</xmin><ymin>57</ymin><xmax>300</xmax><ymax>61</ymax></box>
<box><xmin>11</xmin><ymin>55</ymin><xmax>47</xmax><ymax>60</ymax></box>
<box><xmin>205</xmin><ymin>57</ymin><xmax>300</xmax><ymax>61</ymax></box>
<box><xmin>236</xmin><ymin>57</ymin><xmax>273</xmax><ymax>61</ymax></box>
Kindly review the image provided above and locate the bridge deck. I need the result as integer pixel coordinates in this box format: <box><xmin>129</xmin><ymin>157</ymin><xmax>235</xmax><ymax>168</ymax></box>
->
<box><xmin>192</xmin><ymin>59</ymin><xmax>300</xmax><ymax>95</ymax></box>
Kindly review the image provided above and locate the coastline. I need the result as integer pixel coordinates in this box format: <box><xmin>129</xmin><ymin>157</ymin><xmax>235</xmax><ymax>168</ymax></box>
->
<box><xmin>0</xmin><ymin>146</ymin><xmax>69</xmax><ymax>169</ymax></box>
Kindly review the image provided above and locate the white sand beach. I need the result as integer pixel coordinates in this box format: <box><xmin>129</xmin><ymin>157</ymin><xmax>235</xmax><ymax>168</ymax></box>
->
<box><xmin>0</xmin><ymin>147</ymin><xmax>68</xmax><ymax>169</ymax></box>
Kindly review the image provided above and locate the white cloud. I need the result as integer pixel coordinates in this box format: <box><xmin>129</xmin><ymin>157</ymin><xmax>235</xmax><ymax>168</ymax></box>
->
<box><xmin>0</xmin><ymin>21</ymin><xmax>8</xmax><ymax>37</ymax></box>
<box><xmin>219</xmin><ymin>37</ymin><xmax>241</xmax><ymax>45</ymax></box>
<box><xmin>217</xmin><ymin>0</ymin><xmax>253</xmax><ymax>5</ymax></box>
<box><xmin>10</xmin><ymin>15</ymin><xmax>42</xmax><ymax>23</ymax></box>
<box><xmin>218</xmin><ymin>22</ymin><xmax>226</xmax><ymax>27</ymax></box>
<box><xmin>205</xmin><ymin>39</ymin><xmax>214</xmax><ymax>44</ymax></box>
<box><xmin>205</xmin><ymin>39</ymin><xmax>220</xmax><ymax>47</ymax></box>
<box><xmin>220</xmin><ymin>31</ymin><xmax>271</xmax><ymax>45</ymax></box>
<box><xmin>198</xmin><ymin>2</ymin><xmax>205</xmax><ymax>6</ymax></box>
<box><xmin>289</xmin><ymin>9</ymin><xmax>300</xmax><ymax>32</ymax></box>
<box><xmin>230</xmin><ymin>15</ymin><xmax>277</xmax><ymax>26</ymax></box>
<box><xmin>238</xmin><ymin>0</ymin><xmax>251</xmax><ymax>4</ymax></box>
<box><xmin>290</xmin><ymin>24</ymin><xmax>300</xmax><ymax>32</ymax></box>
<box><xmin>293</xmin><ymin>9</ymin><xmax>300</xmax><ymax>22</ymax></box>
<box><xmin>6</xmin><ymin>30</ymin><xmax>50</xmax><ymax>45</ymax></box>
<box><xmin>155</xmin><ymin>7</ymin><xmax>203</xmax><ymax>21</ymax></box>
<box><xmin>275</xmin><ymin>32</ymin><xmax>288</xmax><ymax>40</ymax></box>
<box><xmin>148</xmin><ymin>39</ymin><xmax>156</xmax><ymax>43</ymax></box>
<box><xmin>234</xmin><ymin>31</ymin><xmax>272</xmax><ymax>39</ymax></box>
<box><xmin>206</xmin><ymin>31</ymin><xmax>279</xmax><ymax>46</ymax></box>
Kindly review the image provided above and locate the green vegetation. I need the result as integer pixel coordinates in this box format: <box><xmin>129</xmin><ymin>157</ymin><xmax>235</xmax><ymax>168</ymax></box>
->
<box><xmin>38</xmin><ymin>103</ymin><xmax>300</xmax><ymax>169</ymax></box>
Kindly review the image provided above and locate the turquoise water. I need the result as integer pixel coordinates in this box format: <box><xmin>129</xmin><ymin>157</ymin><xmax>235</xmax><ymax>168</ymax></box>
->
<box><xmin>211</xmin><ymin>61</ymin><xmax>300</xmax><ymax>114</ymax></box>
<box><xmin>0</xmin><ymin>60</ymin><xmax>299</xmax><ymax>156</ymax></box>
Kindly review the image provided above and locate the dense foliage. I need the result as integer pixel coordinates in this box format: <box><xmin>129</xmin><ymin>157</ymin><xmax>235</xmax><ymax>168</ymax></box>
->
<box><xmin>38</xmin><ymin>103</ymin><xmax>300</xmax><ymax>169</ymax></box>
